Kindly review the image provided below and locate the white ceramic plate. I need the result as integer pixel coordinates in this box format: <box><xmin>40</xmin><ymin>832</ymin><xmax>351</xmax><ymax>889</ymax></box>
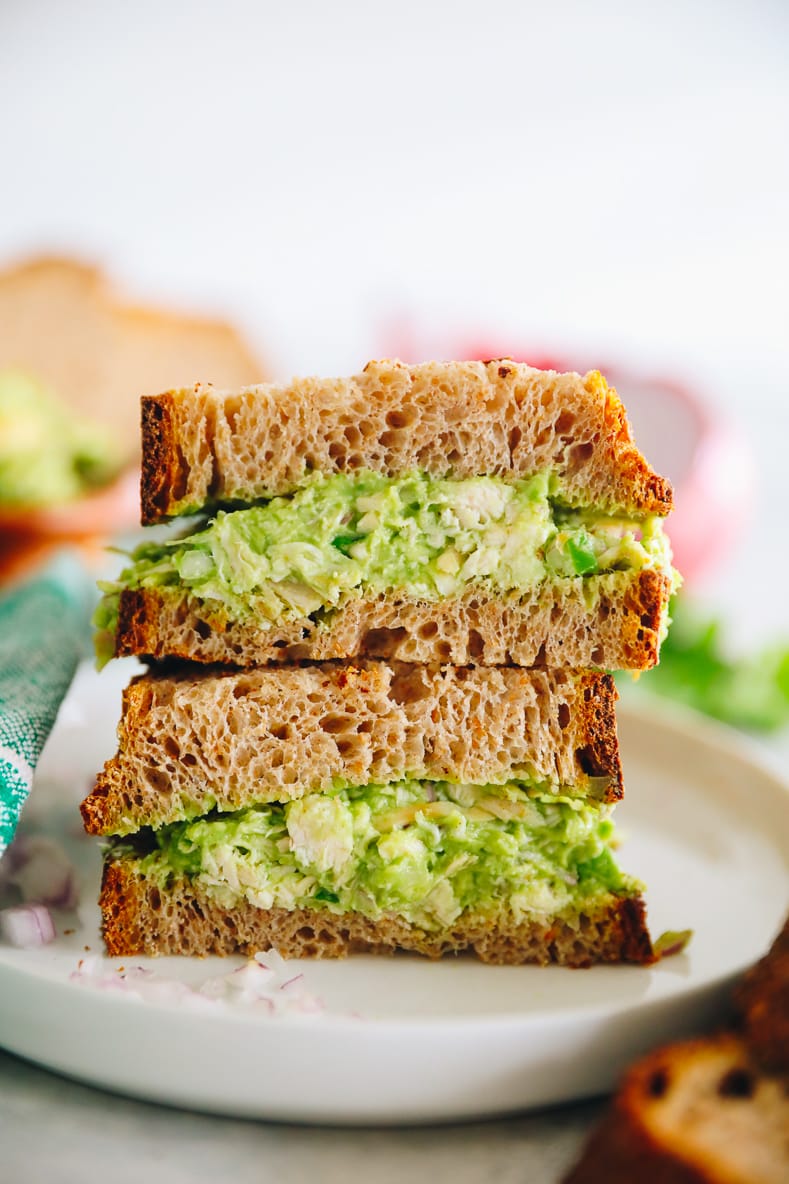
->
<box><xmin>1</xmin><ymin>661</ymin><xmax>787</xmax><ymax>1125</ymax></box>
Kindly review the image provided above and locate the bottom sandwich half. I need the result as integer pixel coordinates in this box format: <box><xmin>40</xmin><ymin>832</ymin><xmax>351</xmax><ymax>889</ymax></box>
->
<box><xmin>97</xmin><ymin>776</ymin><xmax>655</xmax><ymax>967</ymax></box>
<box><xmin>87</xmin><ymin>661</ymin><xmax>654</xmax><ymax>967</ymax></box>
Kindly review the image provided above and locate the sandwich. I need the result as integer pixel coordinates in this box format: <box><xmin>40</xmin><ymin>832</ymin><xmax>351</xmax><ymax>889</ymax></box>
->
<box><xmin>94</xmin><ymin>359</ymin><xmax>676</xmax><ymax>670</ymax></box>
<box><xmin>83</xmin><ymin>662</ymin><xmax>655</xmax><ymax>965</ymax></box>
<box><xmin>85</xmin><ymin>358</ymin><xmax>675</xmax><ymax>968</ymax></box>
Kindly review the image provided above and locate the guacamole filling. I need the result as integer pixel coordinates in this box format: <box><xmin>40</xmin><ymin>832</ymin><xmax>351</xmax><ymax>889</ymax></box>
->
<box><xmin>96</xmin><ymin>469</ymin><xmax>672</xmax><ymax>648</ymax></box>
<box><xmin>125</xmin><ymin>779</ymin><xmax>640</xmax><ymax>931</ymax></box>
<box><xmin>0</xmin><ymin>370</ymin><xmax>122</xmax><ymax>507</ymax></box>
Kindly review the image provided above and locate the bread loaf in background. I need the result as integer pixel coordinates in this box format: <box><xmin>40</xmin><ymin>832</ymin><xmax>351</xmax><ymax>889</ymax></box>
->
<box><xmin>564</xmin><ymin>916</ymin><xmax>789</xmax><ymax>1183</ymax></box>
<box><xmin>0</xmin><ymin>256</ymin><xmax>264</xmax><ymax>447</ymax></box>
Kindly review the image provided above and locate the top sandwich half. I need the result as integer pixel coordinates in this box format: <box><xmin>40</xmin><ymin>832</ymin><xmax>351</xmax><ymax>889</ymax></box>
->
<box><xmin>97</xmin><ymin>359</ymin><xmax>677</xmax><ymax>671</ymax></box>
<box><xmin>140</xmin><ymin>358</ymin><xmax>672</xmax><ymax>522</ymax></box>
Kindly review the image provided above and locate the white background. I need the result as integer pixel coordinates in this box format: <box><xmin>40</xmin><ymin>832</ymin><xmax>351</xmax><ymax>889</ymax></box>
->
<box><xmin>1</xmin><ymin>0</ymin><xmax>788</xmax><ymax>637</ymax></box>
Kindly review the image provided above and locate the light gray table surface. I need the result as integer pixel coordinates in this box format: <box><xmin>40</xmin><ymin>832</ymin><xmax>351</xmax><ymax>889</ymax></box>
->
<box><xmin>0</xmin><ymin>1047</ymin><xmax>600</xmax><ymax>1184</ymax></box>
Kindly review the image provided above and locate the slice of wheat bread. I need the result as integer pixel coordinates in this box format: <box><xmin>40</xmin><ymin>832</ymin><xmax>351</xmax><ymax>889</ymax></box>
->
<box><xmin>100</xmin><ymin>855</ymin><xmax>654</xmax><ymax>966</ymax></box>
<box><xmin>564</xmin><ymin>1034</ymin><xmax>789</xmax><ymax>1184</ymax></box>
<box><xmin>140</xmin><ymin>359</ymin><xmax>673</xmax><ymax>523</ymax></box>
<box><xmin>81</xmin><ymin>662</ymin><xmax>622</xmax><ymax>836</ymax></box>
<box><xmin>111</xmin><ymin>568</ymin><xmax>671</xmax><ymax>671</ymax></box>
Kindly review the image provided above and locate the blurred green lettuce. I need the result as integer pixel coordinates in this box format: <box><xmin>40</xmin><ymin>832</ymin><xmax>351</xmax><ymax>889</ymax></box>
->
<box><xmin>0</xmin><ymin>370</ymin><xmax>122</xmax><ymax>508</ymax></box>
<box><xmin>626</xmin><ymin>596</ymin><xmax>789</xmax><ymax>732</ymax></box>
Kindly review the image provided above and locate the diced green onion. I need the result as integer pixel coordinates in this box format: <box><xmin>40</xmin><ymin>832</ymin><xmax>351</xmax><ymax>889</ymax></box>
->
<box><xmin>331</xmin><ymin>534</ymin><xmax>364</xmax><ymax>555</ymax></box>
<box><xmin>566</xmin><ymin>536</ymin><xmax>598</xmax><ymax>575</ymax></box>
<box><xmin>654</xmin><ymin>928</ymin><xmax>693</xmax><ymax>958</ymax></box>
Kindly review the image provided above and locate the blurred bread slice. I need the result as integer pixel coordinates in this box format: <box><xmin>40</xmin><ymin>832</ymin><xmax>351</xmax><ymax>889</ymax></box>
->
<box><xmin>735</xmin><ymin>915</ymin><xmax>789</xmax><ymax>1075</ymax></box>
<box><xmin>0</xmin><ymin>255</ymin><xmax>264</xmax><ymax>446</ymax></box>
<box><xmin>564</xmin><ymin>1033</ymin><xmax>789</xmax><ymax>1184</ymax></box>
<box><xmin>564</xmin><ymin>915</ymin><xmax>789</xmax><ymax>1183</ymax></box>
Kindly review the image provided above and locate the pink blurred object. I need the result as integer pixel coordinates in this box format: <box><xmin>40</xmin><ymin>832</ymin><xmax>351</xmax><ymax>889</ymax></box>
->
<box><xmin>601</xmin><ymin>369</ymin><xmax>755</xmax><ymax>588</ymax></box>
<box><xmin>387</xmin><ymin>329</ymin><xmax>754</xmax><ymax>587</ymax></box>
<box><xmin>0</xmin><ymin>465</ymin><xmax>139</xmax><ymax>540</ymax></box>
<box><xmin>0</xmin><ymin>466</ymin><xmax>139</xmax><ymax>585</ymax></box>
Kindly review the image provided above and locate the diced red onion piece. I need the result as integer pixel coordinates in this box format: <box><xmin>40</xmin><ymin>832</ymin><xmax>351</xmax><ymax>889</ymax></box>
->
<box><xmin>1</xmin><ymin>903</ymin><xmax>56</xmax><ymax>947</ymax></box>
<box><xmin>69</xmin><ymin>947</ymin><xmax>331</xmax><ymax>1017</ymax></box>
<box><xmin>258</xmin><ymin>948</ymin><xmax>287</xmax><ymax>974</ymax></box>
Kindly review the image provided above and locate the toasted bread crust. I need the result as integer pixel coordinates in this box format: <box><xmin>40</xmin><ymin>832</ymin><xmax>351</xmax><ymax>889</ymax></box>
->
<box><xmin>140</xmin><ymin>396</ymin><xmax>181</xmax><ymax>526</ymax></box>
<box><xmin>99</xmin><ymin>856</ymin><xmax>654</xmax><ymax>966</ymax></box>
<box><xmin>139</xmin><ymin>360</ymin><xmax>673</xmax><ymax>523</ymax></box>
<box><xmin>81</xmin><ymin>663</ymin><xmax>623</xmax><ymax>836</ymax></box>
<box><xmin>113</xmin><ymin>569</ymin><xmax>670</xmax><ymax>671</ymax></box>
<box><xmin>564</xmin><ymin>1034</ymin><xmax>789</xmax><ymax>1184</ymax></box>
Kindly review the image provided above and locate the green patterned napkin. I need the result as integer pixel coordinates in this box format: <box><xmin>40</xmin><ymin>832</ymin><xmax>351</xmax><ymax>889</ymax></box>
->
<box><xmin>0</xmin><ymin>553</ymin><xmax>93</xmax><ymax>856</ymax></box>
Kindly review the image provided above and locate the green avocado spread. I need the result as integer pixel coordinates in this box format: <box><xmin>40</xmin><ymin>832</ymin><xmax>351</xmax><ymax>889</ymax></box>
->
<box><xmin>96</xmin><ymin>469</ymin><xmax>672</xmax><ymax>656</ymax></box>
<box><xmin>129</xmin><ymin>779</ymin><xmax>639</xmax><ymax>931</ymax></box>
<box><xmin>0</xmin><ymin>370</ymin><xmax>122</xmax><ymax>507</ymax></box>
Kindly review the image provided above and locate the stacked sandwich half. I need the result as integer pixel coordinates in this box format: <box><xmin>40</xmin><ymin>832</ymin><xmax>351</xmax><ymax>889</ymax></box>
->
<box><xmin>83</xmin><ymin>359</ymin><xmax>675</xmax><ymax>966</ymax></box>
